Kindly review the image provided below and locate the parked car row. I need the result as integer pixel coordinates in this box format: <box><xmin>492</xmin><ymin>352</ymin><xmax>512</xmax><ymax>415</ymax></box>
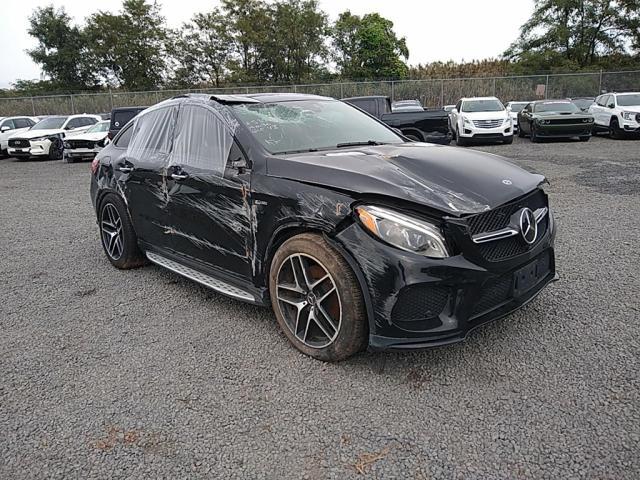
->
<box><xmin>0</xmin><ymin>106</ymin><xmax>147</xmax><ymax>162</ymax></box>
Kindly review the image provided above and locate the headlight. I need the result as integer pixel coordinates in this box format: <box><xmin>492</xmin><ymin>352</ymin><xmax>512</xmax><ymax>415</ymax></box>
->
<box><xmin>462</xmin><ymin>117</ymin><xmax>472</xmax><ymax>125</ymax></box>
<box><xmin>355</xmin><ymin>205</ymin><xmax>450</xmax><ymax>258</ymax></box>
<box><xmin>581</xmin><ymin>117</ymin><xmax>593</xmax><ymax>123</ymax></box>
<box><xmin>63</xmin><ymin>141</ymin><xmax>71</xmax><ymax>149</ymax></box>
<box><xmin>31</xmin><ymin>135</ymin><xmax>56</xmax><ymax>142</ymax></box>
<box><xmin>537</xmin><ymin>119</ymin><xmax>550</xmax><ymax>125</ymax></box>
<box><xmin>621</xmin><ymin>111</ymin><xmax>635</xmax><ymax>121</ymax></box>
<box><xmin>504</xmin><ymin>118</ymin><xmax>512</xmax><ymax>125</ymax></box>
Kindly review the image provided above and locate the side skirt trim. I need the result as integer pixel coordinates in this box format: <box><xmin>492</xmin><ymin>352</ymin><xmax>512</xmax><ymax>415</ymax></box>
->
<box><xmin>146</xmin><ymin>251</ymin><xmax>255</xmax><ymax>302</ymax></box>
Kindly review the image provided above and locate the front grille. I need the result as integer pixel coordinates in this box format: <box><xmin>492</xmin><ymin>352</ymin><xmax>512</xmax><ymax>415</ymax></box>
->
<box><xmin>8</xmin><ymin>138</ymin><xmax>30</xmax><ymax>148</ymax></box>
<box><xmin>66</xmin><ymin>140</ymin><xmax>95</xmax><ymax>149</ymax></box>
<box><xmin>473</xmin><ymin>119</ymin><xmax>503</xmax><ymax>128</ymax></box>
<box><xmin>464</xmin><ymin>189</ymin><xmax>549</xmax><ymax>262</ymax></box>
<box><xmin>470</xmin><ymin>275</ymin><xmax>512</xmax><ymax>317</ymax></box>
<box><xmin>391</xmin><ymin>284</ymin><xmax>449</xmax><ymax>327</ymax></box>
<box><xmin>544</xmin><ymin>118</ymin><xmax>586</xmax><ymax>125</ymax></box>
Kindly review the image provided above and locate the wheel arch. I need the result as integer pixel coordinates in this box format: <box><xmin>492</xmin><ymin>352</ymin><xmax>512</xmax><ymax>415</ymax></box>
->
<box><xmin>263</xmin><ymin>223</ymin><xmax>375</xmax><ymax>339</ymax></box>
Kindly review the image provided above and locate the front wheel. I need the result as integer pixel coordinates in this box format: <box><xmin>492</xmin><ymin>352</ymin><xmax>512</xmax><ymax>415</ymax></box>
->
<box><xmin>269</xmin><ymin>233</ymin><xmax>367</xmax><ymax>362</ymax></box>
<box><xmin>455</xmin><ymin>128</ymin><xmax>468</xmax><ymax>146</ymax></box>
<box><xmin>609</xmin><ymin>118</ymin><xmax>623</xmax><ymax>139</ymax></box>
<box><xmin>530</xmin><ymin>125</ymin><xmax>540</xmax><ymax>143</ymax></box>
<box><xmin>48</xmin><ymin>137</ymin><xmax>64</xmax><ymax>160</ymax></box>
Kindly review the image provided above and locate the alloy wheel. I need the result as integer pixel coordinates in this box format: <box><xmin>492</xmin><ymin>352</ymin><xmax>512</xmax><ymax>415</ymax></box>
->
<box><xmin>275</xmin><ymin>253</ymin><xmax>342</xmax><ymax>349</ymax></box>
<box><xmin>100</xmin><ymin>203</ymin><xmax>124</xmax><ymax>260</ymax></box>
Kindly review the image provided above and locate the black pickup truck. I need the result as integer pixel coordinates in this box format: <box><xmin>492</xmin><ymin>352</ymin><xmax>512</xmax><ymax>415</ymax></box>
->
<box><xmin>342</xmin><ymin>96</ymin><xmax>452</xmax><ymax>144</ymax></box>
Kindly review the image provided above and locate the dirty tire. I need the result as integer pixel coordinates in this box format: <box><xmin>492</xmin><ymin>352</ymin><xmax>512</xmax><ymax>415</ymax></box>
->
<box><xmin>98</xmin><ymin>193</ymin><xmax>145</xmax><ymax>270</ymax></box>
<box><xmin>269</xmin><ymin>233</ymin><xmax>367</xmax><ymax>362</ymax></box>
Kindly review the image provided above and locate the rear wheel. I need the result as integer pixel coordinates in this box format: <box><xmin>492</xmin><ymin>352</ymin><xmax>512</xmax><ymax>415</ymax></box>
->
<box><xmin>98</xmin><ymin>193</ymin><xmax>145</xmax><ymax>269</ymax></box>
<box><xmin>269</xmin><ymin>233</ymin><xmax>367</xmax><ymax>362</ymax></box>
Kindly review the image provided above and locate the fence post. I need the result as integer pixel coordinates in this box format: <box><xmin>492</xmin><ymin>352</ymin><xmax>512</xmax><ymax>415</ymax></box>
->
<box><xmin>440</xmin><ymin>79</ymin><xmax>445</xmax><ymax>107</ymax></box>
<box><xmin>69</xmin><ymin>95</ymin><xmax>74</xmax><ymax>114</ymax></box>
<box><xmin>598</xmin><ymin>69</ymin><xmax>603</xmax><ymax>93</ymax></box>
<box><xmin>245</xmin><ymin>87</ymin><xmax>250</xmax><ymax>94</ymax></box>
<box><xmin>340</xmin><ymin>83</ymin><xmax>344</xmax><ymax>99</ymax></box>
<box><xmin>31</xmin><ymin>97</ymin><xmax>36</xmax><ymax>116</ymax></box>
<box><xmin>492</xmin><ymin>77</ymin><xmax>496</xmax><ymax>97</ymax></box>
<box><xmin>391</xmin><ymin>81</ymin><xmax>395</xmax><ymax>102</ymax></box>
<box><xmin>545</xmin><ymin>75</ymin><xmax>549</xmax><ymax>99</ymax></box>
<box><xmin>109</xmin><ymin>88</ymin><xmax>114</xmax><ymax>110</ymax></box>
<box><xmin>293</xmin><ymin>84</ymin><xmax>297</xmax><ymax>93</ymax></box>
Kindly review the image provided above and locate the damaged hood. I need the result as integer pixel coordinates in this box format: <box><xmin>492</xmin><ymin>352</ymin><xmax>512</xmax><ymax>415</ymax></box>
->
<box><xmin>266</xmin><ymin>143</ymin><xmax>545</xmax><ymax>216</ymax></box>
<box><xmin>65</xmin><ymin>131</ymin><xmax>108</xmax><ymax>142</ymax></box>
<box><xmin>12</xmin><ymin>128</ymin><xmax>66</xmax><ymax>139</ymax></box>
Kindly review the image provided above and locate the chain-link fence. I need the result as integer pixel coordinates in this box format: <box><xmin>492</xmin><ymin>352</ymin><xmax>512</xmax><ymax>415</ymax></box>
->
<box><xmin>1</xmin><ymin>70</ymin><xmax>639</xmax><ymax>117</ymax></box>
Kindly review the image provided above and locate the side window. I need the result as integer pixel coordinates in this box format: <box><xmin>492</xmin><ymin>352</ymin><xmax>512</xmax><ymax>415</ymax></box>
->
<box><xmin>607</xmin><ymin>96</ymin><xmax>616</xmax><ymax>108</ymax></box>
<box><xmin>455</xmin><ymin>100</ymin><xmax>462</xmax><ymax>112</ymax></box>
<box><xmin>128</xmin><ymin>107</ymin><xmax>176</xmax><ymax>160</ymax></box>
<box><xmin>170</xmin><ymin>104</ymin><xmax>233</xmax><ymax>176</ymax></box>
<box><xmin>599</xmin><ymin>95</ymin><xmax>609</xmax><ymax>107</ymax></box>
<box><xmin>82</xmin><ymin>117</ymin><xmax>98</xmax><ymax>126</ymax></box>
<box><xmin>66</xmin><ymin>118</ymin><xmax>82</xmax><ymax>129</ymax></box>
<box><xmin>226</xmin><ymin>141</ymin><xmax>247</xmax><ymax>169</ymax></box>
<box><xmin>114</xmin><ymin>124</ymin><xmax>133</xmax><ymax>148</ymax></box>
<box><xmin>1</xmin><ymin>119</ymin><xmax>16</xmax><ymax>130</ymax></box>
<box><xmin>14</xmin><ymin>118</ymin><xmax>31</xmax><ymax>128</ymax></box>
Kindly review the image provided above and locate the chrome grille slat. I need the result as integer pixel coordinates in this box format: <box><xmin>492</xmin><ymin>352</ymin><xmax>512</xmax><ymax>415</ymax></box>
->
<box><xmin>472</xmin><ymin>119</ymin><xmax>503</xmax><ymax>129</ymax></box>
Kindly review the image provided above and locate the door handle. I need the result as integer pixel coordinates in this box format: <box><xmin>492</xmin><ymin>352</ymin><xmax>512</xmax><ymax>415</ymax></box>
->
<box><xmin>117</xmin><ymin>166</ymin><xmax>133</xmax><ymax>173</ymax></box>
<box><xmin>171</xmin><ymin>173</ymin><xmax>189</xmax><ymax>180</ymax></box>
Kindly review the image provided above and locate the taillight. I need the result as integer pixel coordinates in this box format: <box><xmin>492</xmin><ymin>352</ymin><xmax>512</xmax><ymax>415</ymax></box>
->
<box><xmin>91</xmin><ymin>157</ymin><xmax>100</xmax><ymax>175</ymax></box>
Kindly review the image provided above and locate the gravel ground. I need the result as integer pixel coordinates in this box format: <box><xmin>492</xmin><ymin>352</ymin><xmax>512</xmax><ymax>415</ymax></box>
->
<box><xmin>1</xmin><ymin>135</ymin><xmax>639</xmax><ymax>479</ymax></box>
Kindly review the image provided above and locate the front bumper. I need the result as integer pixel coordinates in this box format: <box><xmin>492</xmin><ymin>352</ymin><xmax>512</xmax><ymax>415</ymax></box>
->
<box><xmin>64</xmin><ymin>147</ymin><xmax>101</xmax><ymax>161</ymax></box>
<box><xmin>8</xmin><ymin>139</ymin><xmax>52</xmax><ymax>157</ymax></box>
<box><xmin>334</xmin><ymin>199</ymin><xmax>556</xmax><ymax>351</ymax></box>
<box><xmin>535</xmin><ymin>123</ymin><xmax>592</xmax><ymax>138</ymax></box>
<box><xmin>459</xmin><ymin>123</ymin><xmax>513</xmax><ymax>140</ymax></box>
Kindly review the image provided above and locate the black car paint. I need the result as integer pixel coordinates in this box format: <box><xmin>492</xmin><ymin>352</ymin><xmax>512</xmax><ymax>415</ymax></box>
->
<box><xmin>91</xmin><ymin>93</ymin><xmax>555</xmax><ymax>350</ymax></box>
<box><xmin>518</xmin><ymin>101</ymin><xmax>594</xmax><ymax>138</ymax></box>
<box><xmin>342</xmin><ymin>96</ymin><xmax>452</xmax><ymax>145</ymax></box>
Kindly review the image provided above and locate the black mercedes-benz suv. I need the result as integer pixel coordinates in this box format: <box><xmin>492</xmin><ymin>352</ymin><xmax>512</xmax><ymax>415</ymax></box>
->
<box><xmin>90</xmin><ymin>93</ymin><xmax>556</xmax><ymax>361</ymax></box>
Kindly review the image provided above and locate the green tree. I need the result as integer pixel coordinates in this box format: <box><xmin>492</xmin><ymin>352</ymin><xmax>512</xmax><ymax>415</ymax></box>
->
<box><xmin>26</xmin><ymin>6</ymin><xmax>94</xmax><ymax>89</ymax></box>
<box><xmin>332</xmin><ymin>11</ymin><xmax>409</xmax><ymax>80</ymax></box>
<box><xmin>505</xmin><ymin>0</ymin><xmax>640</xmax><ymax>71</ymax></box>
<box><xmin>169</xmin><ymin>9</ymin><xmax>233</xmax><ymax>87</ymax></box>
<box><xmin>84</xmin><ymin>0</ymin><xmax>168</xmax><ymax>89</ymax></box>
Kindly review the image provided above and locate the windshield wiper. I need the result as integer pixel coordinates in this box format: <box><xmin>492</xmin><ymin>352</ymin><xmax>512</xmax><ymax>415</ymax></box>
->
<box><xmin>335</xmin><ymin>140</ymin><xmax>386</xmax><ymax>148</ymax></box>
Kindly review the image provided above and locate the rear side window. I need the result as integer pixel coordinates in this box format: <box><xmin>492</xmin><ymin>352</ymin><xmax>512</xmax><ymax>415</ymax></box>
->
<box><xmin>114</xmin><ymin>125</ymin><xmax>133</xmax><ymax>148</ymax></box>
<box><xmin>112</xmin><ymin>110</ymin><xmax>139</xmax><ymax>130</ymax></box>
<box><xmin>80</xmin><ymin>117</ymin><xmax>97</xmax><ymax>126</ymax></box>
<box><xmin>128</xmin><ymin>107</ymin><xmax>176</xmax><ymax>159</ymax></box>
<box><xmin>170</xmin><ymin>104</ymin><xmax>233</xmax><ymax>175</ymax></box>
<box><xmin>66</xmin><ymin>118</ymin><xmax>83</xmax><ymax>129</ymax></box>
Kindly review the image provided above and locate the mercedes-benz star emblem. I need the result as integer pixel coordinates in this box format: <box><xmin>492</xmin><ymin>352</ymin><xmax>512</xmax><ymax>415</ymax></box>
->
<box><xmin>519</xmin><ymin>208</ymin><xmax>537</xmax><ymax>244</ymax></box>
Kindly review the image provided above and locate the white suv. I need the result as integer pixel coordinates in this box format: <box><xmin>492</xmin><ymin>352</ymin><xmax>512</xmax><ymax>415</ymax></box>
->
<box><xmin>589</xmin><ymin>92</ymin><xmax>640</xmax><ymax>138</ymax></box>
<box><xmin>450</xmin><ymin>97</ymin><xmax>513</xmax><ymax>146</ymax></box>
<box><xmin>0</xmin><ymin>116</ymin><xmax>38</xmax><ymax>156</ymax></box>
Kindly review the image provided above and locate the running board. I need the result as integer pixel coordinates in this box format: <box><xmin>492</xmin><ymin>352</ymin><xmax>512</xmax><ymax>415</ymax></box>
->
<box><xmin>146</xmin><ymin>251</ymin><xmax>255</xmax><ymax>302</ymax></box>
